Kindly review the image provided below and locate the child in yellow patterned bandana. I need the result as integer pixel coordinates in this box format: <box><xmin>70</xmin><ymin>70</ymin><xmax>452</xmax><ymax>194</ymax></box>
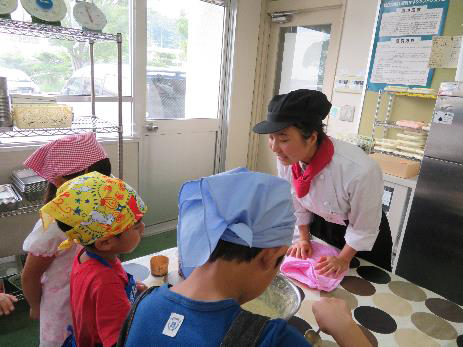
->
<box><xmin>40</xmin><ymin>171</ymin><xmax>148</xmax><ymax>347</ymax></box>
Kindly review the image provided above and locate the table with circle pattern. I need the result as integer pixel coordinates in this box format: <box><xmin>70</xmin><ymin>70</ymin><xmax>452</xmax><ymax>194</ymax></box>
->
<box><xmin>124</xmin><ymin>248</ymin><xmax>463</xmax><ymax>347</ymax></box>
<box><xmin>288</xmin><ymin>255</ymin><xmax>463</xmax><ymax>347</ymax></box>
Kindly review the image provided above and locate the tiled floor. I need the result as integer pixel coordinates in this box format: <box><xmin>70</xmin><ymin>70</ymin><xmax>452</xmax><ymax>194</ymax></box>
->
<box><xmin>0</xmin><ymin>230</ymin><xmax>176</xmax><ymax>347</ymax></box>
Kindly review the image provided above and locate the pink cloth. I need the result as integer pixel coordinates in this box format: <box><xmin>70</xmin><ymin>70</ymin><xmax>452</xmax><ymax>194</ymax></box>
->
<box><xmin>24</xmin><ymin>132</ymin><xmax>107</xmax><ymax>184</ymax></box>
<box><xmin>280</xmin><ymin>241</ymin><xmax>347</xmax><ymax>292</ymax></box>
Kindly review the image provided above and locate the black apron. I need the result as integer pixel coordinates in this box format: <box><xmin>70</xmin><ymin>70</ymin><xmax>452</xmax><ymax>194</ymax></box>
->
<box><xmin>310</xmin><ymin>211</ymin><xmax>393</xmax><ymax>271</ymax></box>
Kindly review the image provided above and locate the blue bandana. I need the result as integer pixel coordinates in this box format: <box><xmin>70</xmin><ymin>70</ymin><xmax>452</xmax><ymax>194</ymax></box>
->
<box><xmin>177</xmin><ymin>168</ymin><xmax>296</xmax><ymax>277</ymax></box>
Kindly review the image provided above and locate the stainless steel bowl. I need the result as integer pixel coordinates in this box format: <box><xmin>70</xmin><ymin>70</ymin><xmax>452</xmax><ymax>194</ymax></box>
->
<box><xmin>241</xmin><ymin>273</ymin><xmax>302</xmax><ymax>320</ymax></box>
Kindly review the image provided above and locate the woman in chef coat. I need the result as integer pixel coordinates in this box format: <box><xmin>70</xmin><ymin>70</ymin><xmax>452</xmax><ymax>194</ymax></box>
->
<box><xmin>253</xmin><ymin>89</ymin><xmax>392</xmax><ymax>276</ymax></box>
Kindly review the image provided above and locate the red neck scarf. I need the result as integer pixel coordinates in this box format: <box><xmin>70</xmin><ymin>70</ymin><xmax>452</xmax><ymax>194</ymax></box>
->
<box><xmin>291</xmin><ymin>137</ymin><xmax>334</xmax><ymax>198</ymax></box>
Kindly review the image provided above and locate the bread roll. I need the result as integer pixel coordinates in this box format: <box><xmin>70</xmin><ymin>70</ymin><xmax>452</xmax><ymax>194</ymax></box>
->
<box><xmin>150</xmin><ymin>255</ymin><xmax>169</xmax><ymax>277</ymax></box>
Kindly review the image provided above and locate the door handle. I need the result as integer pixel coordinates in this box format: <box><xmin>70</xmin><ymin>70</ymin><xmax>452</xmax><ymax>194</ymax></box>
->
<box><xmin>146</xmin><ymin>123</ymin><xmax>158</xmax><ymax>132</ymax></box>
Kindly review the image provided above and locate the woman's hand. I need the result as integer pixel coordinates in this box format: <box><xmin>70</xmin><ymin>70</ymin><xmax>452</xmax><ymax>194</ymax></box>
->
<box><xmin>0</xmin><ymin>293</ymin><xmax>17</xmax><ymax>316</ymax></box>
<box><xmin>136</xmin><ymin>281</ymin><xmax>148</xmax><ymax>293</ymax></box>
<box><xmin>315</xmin><ymin>255</ymin><xmax>349</xmax><ymax>278</ymax></box>
<box><xmin>287</xmin><ymin>240</ymin><xmax>313</xmax><ymax>259</ymax></box>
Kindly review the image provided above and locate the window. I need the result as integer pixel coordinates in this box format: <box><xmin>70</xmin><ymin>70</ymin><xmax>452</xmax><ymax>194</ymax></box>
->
<box><xmin>0</xmin><ymin>0</ymin><xmax>132</xmax><ymax>140</ymax></box>
<box><xmin>146</xmin><ymin>0</ymin><xmax>225</xmax><ymax>119</ymax></box>
<box><xmin>275</xmin><ymin>25</ymin><xmax>331</xmax><ymax>95</ymax></box>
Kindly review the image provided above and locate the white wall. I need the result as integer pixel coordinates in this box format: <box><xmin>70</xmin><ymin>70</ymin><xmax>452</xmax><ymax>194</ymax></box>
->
<box><xmin>0</xmin><ymin>140</ymin><xmax>139</xmax><ymax>257</ymax></box>
<box><xmin>225</xmin><ymin>0</ymin><xmax>263</xmax><ymax>170</ymax></box>
<box><xmin>327</xmin><ymin>0</ymin><xmax>379</xmax><ymax>137</ymax></box>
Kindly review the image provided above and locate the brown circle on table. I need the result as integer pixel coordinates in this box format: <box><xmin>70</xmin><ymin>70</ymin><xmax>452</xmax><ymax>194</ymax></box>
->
<box><xmin>349</xmin><ymin>257</ymin><xmax>360</xmax><ymax>268</ymax></box>
<box><xmin>356</xmin><ymin>266</ymin><xmax>391</xmax><ymax>284</ymax></box>
<box><xmin>388</xmin><ymin>280</ymin><xmax>427</xmax><ymax>302</ymax></box>
<box><xmin>425</xmin><ymin>297</ymin><xmax>463</xmax><ymax>323</ymax></box>
<box><xmin>411</xmin><ymin>312</ymin><xmax>458</xmax><ymax>340</ymax></box>
<box><xmin>354</xmin><ymin>306</ymin><xmax>397</xmax><ymax>334</ymax></box>
<box><xmin>372</xmin><ymin>293</ymin><xmax>413</xmax><ymax>317</ymax></box>
<box><xmin>320</xmin><ymin>288</ymin><xmax>358</xmax><ymax>311</ymax></box>
<box><xmin>340</xmin><ymin>276</ymin><xmax>376</xmax><ymax>296</ymax></box>
<box><xmin>358</xmin><ymin>324</ymin><xmax>378</xmax><ymax>347</ymax></box>
<box><xmin>287</xmin><ymin>316</ymin><xmax>312</xmax><ymax>335</ymax></box>
<box><xmin>394</xmin><ymin>329</ymin><xmax>440</xmax><ymax>347</ymax></box>
<box><xmin>457</xmin><ymin>335</ymin><xmax>463</xmax><ymax>347</ymax></box>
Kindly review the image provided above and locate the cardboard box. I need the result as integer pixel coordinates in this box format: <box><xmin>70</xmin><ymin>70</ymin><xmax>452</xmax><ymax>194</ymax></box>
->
<box><xmin>370</xmin><ymin>152</ymin><xmax>421</xmax><ymax>178</ymax></box>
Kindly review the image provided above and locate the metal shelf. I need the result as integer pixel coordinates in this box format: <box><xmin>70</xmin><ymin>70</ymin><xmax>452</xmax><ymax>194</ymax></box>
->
<box><xmin>372</xmin><ymin>89</ymin><xmax>434</xmax><ymax>141</ymax></box>
<box><xmin>373</xmin><ymin>149</ymin><xmax>422</xmax><ymax>162</ymax></box>
<box><xmin>0</xmin><ymin>19</ymin><xmax>118</xmax><ymax>42</ymax></box>
<box><xmin>0</xmin><ymin>199</ymin><xmax>41</xmax><ymax>218</ymax></box>
<box><xmin>0</xmin><ymin>117</ymin><xmax>119</xmax><ymax>138</ymax></box>
<box><xmin>383</xmin><ymin>90</ymin><xmax>437</xmax><ymax>99</ymax></box>
<box><xmin>374</xmin><ymin>121</ymin><xmax>429</xmax><ymax>133</ymax></box>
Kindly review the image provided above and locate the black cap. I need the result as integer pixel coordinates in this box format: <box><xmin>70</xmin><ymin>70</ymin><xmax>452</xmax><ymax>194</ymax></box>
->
<box><xmin>252</xmin><ymin>89</ymin><xmax>332</xmax><ymax>134</ymax></box>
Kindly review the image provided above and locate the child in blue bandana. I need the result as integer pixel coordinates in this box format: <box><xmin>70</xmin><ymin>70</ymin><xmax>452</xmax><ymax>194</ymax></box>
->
<box><xmin>119</xmin><ymin>169</ymin><xmax>371</xmax><ymax>347</ymax></box>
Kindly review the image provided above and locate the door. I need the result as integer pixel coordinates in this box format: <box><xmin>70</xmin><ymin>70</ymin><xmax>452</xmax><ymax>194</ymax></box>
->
<box><xmin>254</xmin><ymin>3</ymin><xmax>344</xmax><ymax>175</ymax></box>
<box><xmin>139</xmin><ymin>0</ymin><xmax>231</xmax><ymax>232</ymax></box>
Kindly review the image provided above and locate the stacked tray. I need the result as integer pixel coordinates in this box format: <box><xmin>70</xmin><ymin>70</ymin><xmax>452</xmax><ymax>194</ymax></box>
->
<box><xmin>11</xmin><ymin>168</ymin><xmax>47</xmax><ymax>202</ymax></box>
<box><xmin>0</xmin><ymin>184</ymin><xmax>22</xmax><ymax>212</ymax></box>
<box><xmin>7</xmin><ymin>273</ymin><xmax>22</xmax><ymax>291</ymax></box>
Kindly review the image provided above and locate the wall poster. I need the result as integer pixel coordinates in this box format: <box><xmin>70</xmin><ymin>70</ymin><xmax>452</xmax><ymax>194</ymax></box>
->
<box><xmin>367</xmin><ymin>0</ymin><xmax>449</xmax><ymax>91</ymax></box>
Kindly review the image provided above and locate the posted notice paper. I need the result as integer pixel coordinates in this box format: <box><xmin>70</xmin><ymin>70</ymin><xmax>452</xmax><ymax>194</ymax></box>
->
<box><xmin>370</xmin><ymin>37</ymin><xmax>432</xmax><ymax>86</ymax></box>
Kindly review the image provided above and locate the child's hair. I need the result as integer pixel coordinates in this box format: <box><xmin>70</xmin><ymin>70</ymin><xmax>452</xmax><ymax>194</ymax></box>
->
<box><xmin>56</xmin><ymin>220</ymin><xmax>104</xmax><ymax>249</ymax></box>
<box><xmin>44</xmin><ymin>158</ymin><xmax>111</xmax><ymax>203</ymax></box>
<box><xmin>208</xmin><ymin>239</ymin><xmax>285</xmax><ymax>268</ymax></box>
<box><xmin>56</xmin><ymin>220</ymin><xmax>73</xmax><ymax>232</ymax></box>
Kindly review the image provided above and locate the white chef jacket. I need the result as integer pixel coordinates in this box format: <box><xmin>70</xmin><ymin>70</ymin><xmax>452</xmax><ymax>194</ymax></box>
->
<box><xmin>277</xmin><ymin>138</ymin><xmax>383</xmax><ymax>252</ymax></box>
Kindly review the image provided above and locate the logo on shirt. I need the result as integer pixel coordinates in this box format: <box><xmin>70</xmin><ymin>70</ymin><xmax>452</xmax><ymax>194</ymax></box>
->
<box><xmin>162</xmin><ymin>313</ymin><xmax>184</xmax><ymax>337</ymax></box>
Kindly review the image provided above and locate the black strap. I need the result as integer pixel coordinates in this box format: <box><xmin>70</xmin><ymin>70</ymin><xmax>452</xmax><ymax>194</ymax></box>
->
<box><xmin>220</xmin><ymin>310</ymin><xmax>270</xmax><ymax>347</ymax></box>
<box><xmin>116</xmin><ymin>285</ymin><xmax>159</xmax><ymax>347</ymax></box>
<box><xmin>117</xmin><ymin>288</ymin><xmax>269</xmax><ymax>347</ymax></box>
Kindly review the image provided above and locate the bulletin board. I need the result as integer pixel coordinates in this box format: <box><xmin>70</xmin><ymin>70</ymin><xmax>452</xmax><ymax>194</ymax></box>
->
<box><xmin>367</xmin><ymin>0</ymin><xmax>449</xmax><ymax>91</ymax></box>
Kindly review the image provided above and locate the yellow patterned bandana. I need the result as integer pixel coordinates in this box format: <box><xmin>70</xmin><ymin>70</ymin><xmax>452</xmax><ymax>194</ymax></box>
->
<box><xmin>40</xmin><ymin>172</ymin><xmax>147</xmax><ymax>250</ymax></box>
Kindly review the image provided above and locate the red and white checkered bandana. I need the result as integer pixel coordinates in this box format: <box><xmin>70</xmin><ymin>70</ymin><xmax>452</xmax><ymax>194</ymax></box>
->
<box><xmin>24</xmin><ymin>132</ymin><xmax>108</xmax><ymax>184</ymax></box>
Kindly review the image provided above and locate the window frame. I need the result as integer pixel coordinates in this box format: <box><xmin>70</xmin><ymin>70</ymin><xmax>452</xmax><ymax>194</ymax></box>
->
<box><xmin>0</xmin><ymin>0</ymin><xmax>135</xmax><ymax>147</ymax></box>
<box><xmin>0</xmin><ymin>0</ymin><xmax>236</xmax><ymax>149</ymax></box>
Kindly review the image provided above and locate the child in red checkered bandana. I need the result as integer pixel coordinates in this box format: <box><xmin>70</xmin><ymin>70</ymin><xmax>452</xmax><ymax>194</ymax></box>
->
<box><xmin>20</xmin><ymin>132</ymin><xmax>112</xmax><ymax>347</ymax></box>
